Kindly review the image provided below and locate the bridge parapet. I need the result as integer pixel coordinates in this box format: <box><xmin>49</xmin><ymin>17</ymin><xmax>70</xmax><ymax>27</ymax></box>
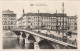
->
<box><xmin>11</xmin><ymin>29</ymin><xmax>77</xmax><ymax>49</ymax></box>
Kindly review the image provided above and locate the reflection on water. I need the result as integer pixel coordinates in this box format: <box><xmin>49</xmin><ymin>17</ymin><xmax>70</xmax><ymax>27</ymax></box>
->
<box><xmin>3</xmin><ymin>37</ymin><xmax>35</xmax><ymax>49</ymax></box>
<box><xmin>3</xmin><ymin>37</ymin><xmax>17</xmax><ymax>49</ymax></box>
<box><xmin>3</xmin><ymin>37</ymin><xmax>54</xmax><ymax>49</ymax></box>
<box><xmin>28</xmin><ymin>43</ymin><xmax>34</xmax><ymax>49</ymax></box>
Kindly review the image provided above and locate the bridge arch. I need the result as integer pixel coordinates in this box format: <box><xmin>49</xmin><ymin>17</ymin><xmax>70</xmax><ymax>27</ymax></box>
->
<box><xmin>28</xmin><ymin>34</ymin><xmax>36</xmax><ymax>42</ymax></box>
<box><xmin>27</xmin><ymin>34</ymin><xmax>36</xmax><ymax>49</ymax></box>
<box><xmin>38</xmin><ymin>39</ymin><xmax>55</xmax><ymax>49</ymax></box>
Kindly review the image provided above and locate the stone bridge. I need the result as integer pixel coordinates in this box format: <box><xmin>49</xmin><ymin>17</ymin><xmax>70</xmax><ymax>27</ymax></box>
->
<box><xmin>11</xmin><ymin>29</ymin><xmax>77</xmax><ymax>49</ymax></box>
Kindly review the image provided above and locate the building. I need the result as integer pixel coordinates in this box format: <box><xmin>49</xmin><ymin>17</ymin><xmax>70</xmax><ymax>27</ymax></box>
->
<box><xmin>54</xmin><ymin>13</ymin><xmax>67</xmax><ymax>30</ymax></box>
<box><xmin>67</xmin><ymin>15</ymin><xmax>77</xmax><ymax>31</ymax></box>
<box><xmin>17</xmin><ymin>9</ymin><xmax>70</xmax><ymax>30</ymax></box>
<box><xmin>17</xmin><ymin>9</ymin><xmax>77</xmax><ymax>31</ymax></box>
<box><xmin>18</xmin><ymin>12</ymin><xmax>42</xmax><ymax>29</ymax></box>
<box><xmin>17</xmin><ymin>17</ymin><xmax>23</xmax><ymax>28</ymax></box>
<box><xmin>2</xmin><ymin>9</ymin><xmax>16</xmax><ymax>30</ymax></box>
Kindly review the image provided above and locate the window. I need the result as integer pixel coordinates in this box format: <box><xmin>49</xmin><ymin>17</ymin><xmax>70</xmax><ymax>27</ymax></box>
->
<box><xmin>14</xmin><ymin>21</ymin><xmax>16</xmax><ymax>25</ymax></box>
<box><xmin>5</xmin><ymin>21</ymin><xmax>7</xmax><ymax>25</ymax></box>
<box><xmin>2</xmin><ymin>21</ymin><xmax>4</xmax><ymax>25</ymax></box>
<box><xmin>8</xmin><ymin>21</ymin><xmax>10</xmax><ymax>24</ymax></box>
<box><xmin>3</xmin><ymin>26</ymin><xmax>4</xmax><ymax>29</ymax></box>
<box><xmin>34</xmin><ymin>17</ymin><xmax>35</xmax><ymax>19</ymax></box>
<box><xmin>11</xmin><ymin>21</ymin><xmax>13</xmax><ymax>24</ymax></box>
<box><xmin>60</xmin><ymin>23</ymin><xmax>61</xmax><ymax>25</ymax></box>
<box><xmin>28</xmin><ymin>21</ymin><xmax>31</xmax><ymax>23</ymax></box>
<box><xmin>5</xmin><ymin>26</ymin><xmax>7</xmax><ymax>29</ymax></box>
<box><xmin>28</xmin><ymin>17</ymin><xmax>31</xmax><ymax>20</ymax></box>
<box><xmin>12</xmin><ymin>15</ymin><xmax>14</xmax><ymax>17</ymax></box>
<box><xmin>9</xmin><ymin>18</ymin><xmax>11</xmax><ymax>20</ymax></box>
<box><xmin>4</xmin><ymin>18</ymin><xmax>7</xmax><ymax>20</ymax></box>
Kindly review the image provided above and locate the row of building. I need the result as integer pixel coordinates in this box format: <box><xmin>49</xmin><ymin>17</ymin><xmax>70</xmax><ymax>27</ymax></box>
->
<box><xmin>2</xmin><ymin>9</ymin><xmax>77</xmax><ymax>31</ymax></box>
<box><xmin>17</xmin><ymin>9</ymin><xmax>77</xmax><ymax>31</ymax></box>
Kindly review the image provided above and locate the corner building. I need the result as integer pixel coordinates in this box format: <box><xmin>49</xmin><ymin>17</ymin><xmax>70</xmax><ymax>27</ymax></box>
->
<box><xmin>2</xmin><ymin>9</ymin><xmax>16</xmax><ymax>30</ymax></box>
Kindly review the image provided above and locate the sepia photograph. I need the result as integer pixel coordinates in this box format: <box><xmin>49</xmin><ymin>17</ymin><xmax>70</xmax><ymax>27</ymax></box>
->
<box><xmin>0</xmin><ymin>1</ymin><xmax>79</xmax><ymax>49</ymax></box>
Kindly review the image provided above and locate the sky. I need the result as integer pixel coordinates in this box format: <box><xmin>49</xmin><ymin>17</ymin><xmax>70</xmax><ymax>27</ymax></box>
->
<box><xmin>0</xmin><ymin>1</ymin><xmax>79</xmax><ymax>19</ymax></box>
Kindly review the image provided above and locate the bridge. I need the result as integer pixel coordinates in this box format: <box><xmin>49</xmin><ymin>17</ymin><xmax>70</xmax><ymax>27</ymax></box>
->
<box><xmin>11</xmin><ymin>28</ymin><xmax>77</xmax><ymax>49</ymax></box>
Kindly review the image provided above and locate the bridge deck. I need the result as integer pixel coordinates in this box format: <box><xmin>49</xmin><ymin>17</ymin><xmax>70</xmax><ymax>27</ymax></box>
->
<box><xmin>12</xmin><ymin>29</ymin><xmax>77</xmax><ymax>48</ymax></box>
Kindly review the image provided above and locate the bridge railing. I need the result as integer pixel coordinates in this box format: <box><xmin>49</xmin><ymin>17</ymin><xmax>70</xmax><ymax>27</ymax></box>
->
<box><xmin>28</xmin><ymin>30</ymin><xmax>77</xmax><ymax>47</ymax></box>
<box><xmin>49</xmin><ymin>34</ymin><xmax>77</xmax><ymax>46</ymax></box>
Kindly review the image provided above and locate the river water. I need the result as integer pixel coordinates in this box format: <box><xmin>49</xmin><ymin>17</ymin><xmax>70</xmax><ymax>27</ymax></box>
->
<box><xmin>3</xmin><ymin>30</ymin><xmax>55</xmax><ymax>49</ymax></box>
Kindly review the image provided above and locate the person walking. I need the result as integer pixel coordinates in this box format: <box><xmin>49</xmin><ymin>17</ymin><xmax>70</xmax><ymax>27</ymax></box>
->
<box><xmin>47</xmin><ymin>30</ymin><xmax>51</xmax><ymax>37</ymax></box>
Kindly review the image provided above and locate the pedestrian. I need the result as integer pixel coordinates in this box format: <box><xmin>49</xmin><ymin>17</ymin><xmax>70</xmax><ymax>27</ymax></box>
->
<box><xmin>53</xmin><ymin>34</ymin><xmax>54</xmax><ymax>38</ymax></box>
<box><xmin>46</xmin><ymin>30</ymin><xmax>51</xmax><ymax>37</ymax></box>
<box><xmin>46</xmin><ymin>30</ymin><xmax>48</xmax><ymax>36</ymax></box>
<box><xmin>74</xmin><ymin>39</ymin><xmax>77</xmax><ymax>46</ymax></box>
<box><xmin>58</xmin><ymin>30</ymin><xmax>60</xmax><ymax>34</ymax></box>
<box><xmin>48</xmin><ymin>30</ymin><xmax>51</xmax><ymax>37</ymax></box>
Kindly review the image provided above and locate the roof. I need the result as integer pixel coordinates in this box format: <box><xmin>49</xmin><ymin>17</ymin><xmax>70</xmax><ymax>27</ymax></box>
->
<box><xmin>17</xmin><ymin>17</ymin><xmax>23</xmax><ymax>21</ymax></box>
<box><xmin>2</xmin><ymin>9</ymin><xmax>16</xmax><ymax>14</ymax></box>
<box><xmin>18</xmin><ymin>12</ymin><xmax>67</xmax><ymax>21</ymax></box>
<box><xmin>23</xmin><ymin>13</ymin><xmax>51</xmax><ymax>17</ymax></box>
<box><xmin>54</xmin><ymin>13</ymin><xmax>67</xmax><ymax>17</ymax></box>
<box><xmin>23</xmin><ymin>12</ymin><xmax>67</xmax><ymax>17</ymax></box>
<box><xmin>67</xmin><ymin>15</ymin><xmax>77</xmax><ymax>19</ymax></box>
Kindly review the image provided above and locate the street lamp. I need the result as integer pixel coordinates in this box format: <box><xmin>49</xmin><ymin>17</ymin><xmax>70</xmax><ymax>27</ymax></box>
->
<box><xmin>21</xmin><ymin>18</ymin><xmax>23</xmax><ymax>29</ymax></box>
<box><xmin>62</xmin><ymin>3</ymin><xmax>67</xmax><ymax>42</ymax></box>
<box><xmin>38</xmin><ymin>9</ymin><xmax>40</xmax><ymax>33</ymax></box>
<box><xmin>62</xmin><ymin>2</ymin><xmax>64</xmax><ymax>37</ymax></box>
<box><xmin>56</xmin><ymin>10</ymin><xmax>58</xmax><ymax>32</ymax></box>
<box><xmin>56</xmin><ymin>10</ymin><xmax>59</xmax><ymax>33</ymax></box>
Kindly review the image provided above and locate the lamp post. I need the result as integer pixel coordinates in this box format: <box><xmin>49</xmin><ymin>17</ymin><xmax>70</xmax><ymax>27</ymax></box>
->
<box><xmin>67</xmin><ymin>18</ymin><xmax>70</xmax><ymax>31</ymax></box>
<box><xmin>62</xmin><ymin>3</ymin><xmax>65</xmax><ymax>42</ymax></box>
<box><xmin>38</xmin><ymin>9</ymin><xmax>40</xmax><ymax>33</ymax></box>
<box><xmin>56</xmin><ymin>10</ymin><xmax>59</xmax><ymax>33</ymax></box>
<box><xmin>62</xmin><ymin>3</ymin><xmax>67</xmax><ymax>42</ymax></box>
<box><xmin>21</xmin><ymin>18</ymin><xmax>23</xmax><ymax>29</ymax></box>
<box><xmin>62</xmin><ymin>2</ymin><xmax>64</xmax><ymax>37</ymax></box>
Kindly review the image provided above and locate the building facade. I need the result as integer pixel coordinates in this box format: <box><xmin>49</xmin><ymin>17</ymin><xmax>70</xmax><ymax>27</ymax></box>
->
<box><xmin>18</xmin><ymin>10</ymin><xmax>74</xmax><ymax>31</ymax></box>
<box><xmin>2</xmin><ymin>9</ymin><xmax>16</xmax><ymax>30</ymax></box>
<box><xmin>67</xmin><ymin>15</ymin><xmax>77</xmax><ymax>31</ymax></box>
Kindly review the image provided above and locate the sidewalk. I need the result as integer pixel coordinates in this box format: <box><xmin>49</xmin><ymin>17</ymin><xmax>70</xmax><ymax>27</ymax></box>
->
<box><xmin>33</xmin><ymin>29</ymin><xmax>64</xmax><ymax>38</ymax></box>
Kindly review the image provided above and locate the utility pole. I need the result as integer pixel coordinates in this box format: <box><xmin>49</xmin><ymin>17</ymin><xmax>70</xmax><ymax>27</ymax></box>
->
<box><xmin>22</xmin><ymin>9</ymin><xmax>24</xmax><ymax>29</ymax></box>
<box><xmin>62</xmin><ymin>2</ymin><xmax>65</xmax><ymax>40</ymax></box>
<box><xmin>21</xmin><ymin>18</ymin><xmax>23</xmax><ymax>29</ymax></box>
<box><xmin>62</xmin><ymin>2</ymin><xmax>67</xmax><ymax>42</ymax></box>
<box><xmin>38</xmin><ymin>9</ymin><xmax>40</xmax><ymax>33</ymax></box>
<box><xmin>56</xmin><ymin>10</ymin><xmax>58</xmax><ymax>33</ymax></box>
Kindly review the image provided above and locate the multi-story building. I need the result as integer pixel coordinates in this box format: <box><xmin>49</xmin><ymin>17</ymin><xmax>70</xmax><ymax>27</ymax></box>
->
<box><xmin>67</xmin><ymin>15</ymin><xmax>77</xmax><ymax>31</ymax></box>
<box><xmin>54</xmin><ymin>13</ymin><xmax>67</xmax><ymax>30</ymax></box>
<box><xmin>2</xmin><ymin>9</ymin><xmax>16</xmax><ymax>30</ymax></box>
<box><xmin>18</xmin><ymin>10</ymin><xmax>72</xmax><ymax>30</ymax></box>
<box><xmin>41</xmin><ymin>13</ymin><xmax>56</xmax><ymax>30</ymax></box>
<box><xmin>18</xmin><ymin>12</ymin><xmax>42</xmax><ymax>29</ymax></box>
<box><xmin>17</xmin><ymin>17</ymin><xmax>23</xmax><ymax>28</ymax></box>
